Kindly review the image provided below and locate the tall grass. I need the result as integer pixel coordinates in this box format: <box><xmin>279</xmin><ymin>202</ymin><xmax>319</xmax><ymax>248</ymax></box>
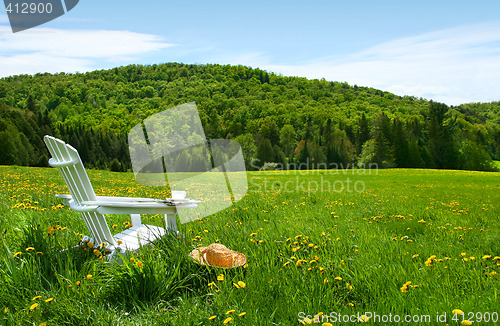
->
<box><xmin>0</xmin><ymin>166</ymin><xmax>498</xmax><ymax>325</ymax></box>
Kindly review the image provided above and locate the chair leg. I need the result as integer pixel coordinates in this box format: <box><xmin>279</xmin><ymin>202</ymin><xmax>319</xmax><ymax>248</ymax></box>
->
<box><xmin>165</xmin><ymin>213</ymin><xmax>177</xmax><ymax>233</ymax></box>
<box><xmin>131</xmin><ymin>214</ymin><xmax>142</xmax><ymax>227</ymax></box>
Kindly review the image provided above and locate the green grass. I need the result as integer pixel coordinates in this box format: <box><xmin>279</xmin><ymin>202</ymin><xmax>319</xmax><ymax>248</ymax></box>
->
<box><xmin>0</xmin><ymin>165</ymin><xmax>499</xmax><ymax>325</ymax></box>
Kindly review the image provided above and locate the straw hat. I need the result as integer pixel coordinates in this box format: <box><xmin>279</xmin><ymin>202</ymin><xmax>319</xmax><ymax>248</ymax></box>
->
<box><xmin>189</xmin><ymin>243</ymin><xmax>246</xmax><ymax>268</ymax></box>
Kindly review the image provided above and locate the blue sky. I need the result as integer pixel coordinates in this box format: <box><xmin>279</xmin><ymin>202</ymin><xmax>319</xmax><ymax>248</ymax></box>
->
<box><xmin>1</xmin><ymin>0</ymin><xmax>500</xmax><ymax>105</ymax></box>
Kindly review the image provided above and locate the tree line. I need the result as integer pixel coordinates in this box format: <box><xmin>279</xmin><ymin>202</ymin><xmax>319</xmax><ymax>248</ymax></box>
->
<box><xmin>0</xmin><ymin>63</ymin><xmax>498</xmax><ymax>172</ymax></box>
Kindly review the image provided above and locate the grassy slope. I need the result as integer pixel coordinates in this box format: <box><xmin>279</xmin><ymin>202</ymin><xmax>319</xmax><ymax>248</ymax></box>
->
<box><xmin>0</xmin><ymin>166</ymin><xmax>498</xmax><ymax>325</ymax></box>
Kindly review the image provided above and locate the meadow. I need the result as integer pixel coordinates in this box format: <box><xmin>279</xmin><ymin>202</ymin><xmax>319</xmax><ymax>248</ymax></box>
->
<box><xmin>0</xmin><ymin>165</ymin><xmax>498</xmax><ymax>325</ymax></box>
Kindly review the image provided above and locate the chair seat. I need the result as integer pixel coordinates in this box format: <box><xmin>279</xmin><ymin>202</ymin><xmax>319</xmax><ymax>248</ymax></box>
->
<box><xmin>114</xmin><ymin>224</ymin><xmax>167</xmax><ymax>251</ymax></box>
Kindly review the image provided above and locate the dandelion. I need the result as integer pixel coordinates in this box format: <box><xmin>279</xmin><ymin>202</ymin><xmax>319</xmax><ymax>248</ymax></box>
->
<box><xmin>93</xmin><ymin>249</ymin><xmax>101</xmax><ymax>256</ymax></box>
<box><xmin>76</xmin><ymin>281</ymin><xmax>81</xmax><ymax>286</ymax></box>
<box><xmin>226</xmin><ymin>309</ymin><xmax>235</xmax><ymax>314</ymax></box>
<box><xmin>412</xmin><ymin>254</ymin><xmax>419</xmax><ymax>258</ymax></box>
<box><xmin>452</xmin><ymin>309</ymin><xmax>464</xmax><ymax>315</ymax></box>
<box><xmin>26</xmin><ymin>247</ymin><xmax>35</xmax><ymax>251</ymax></box>
<box><xmin>493</xmin><ymin>256</ymin><xmax>500</xmax><ymax>260</ymax></box>
<box><xmin>461</xmin><ymin>320</ymin><xmax>472</xmax><ymax>325</ymax></box>
<box><xmin>223</xmin><ymin>317</ymin><xmax>232</xmax><ymax>324</ymax></box>
<box><xmin>334</xmin><ymin>277</ymin><xmax>342</xmax><ymax>281</ymax></box>
<box><xmin>13</xmin><ymin>252</ymin><xmax>22</xmax><ymax>258</ymax></box>
<box><xmin>39</xmin><ymin>323</ymin><xmax>47</xmax><ymax>326</ymax></box>
<box><xmin>208</xmin><ymin>315</ymin><xmax>216</xmax><ymax>320</ymax></box>
<box><xmin>86</xmin><ymin>274</ymin><xmax>93</xmax><ymax>280</ymax></box>
<box><xmin>237</xmin><ymin>281</ymin><xmax>246</xmax><ymax>288</ymax></box>
<box><xmin>87</xmin><ymin>242</ymin><xmax>94</xmax><ymax>248</ymax></box>
<box><xmin>30</xmin><ymin>303</ymin><xmax>39</xmax><ymax>310</ymax></box>
<box><xmin>483</xmin><ymin>255</ymin><xmax>492</xmax><ymax>259</ymax></box>
<box><xmin>3</xmin><ymin>308</ymin><xmax>8</xmax><ymax>313</ymax></box>
<box><xmin>217</xmin><ymin>274</ymin><xmax>224</xmax><ymax>281</ymax></box>
<box><xmin>460</xmin><ymin>253</ymin><xmax>466</xmax><ymax>257</ymax></box>
<box><xmin>44</xmin><ymin>298</ymin><xmax>53</xmax><ymax>303</ymax></box>
<box><xmin>208</xmin><ymin>282</ymin><xmax>215</xmax><ymax>288</ymax></box>
<box><xmin>32</xmin><ymin>295</ymin><xmax>42</xmax><ymax>300</ymax></box>
<box><xmin>250</xmin><ymin>232</ymin><xmax>257</xmax><ymax>237</ymax></box>
<box><xmin>130</xmin><ymin>257</ymin><xmax>136</xmax><ymax>263</ymax></box>
<box><xmin>358</xmin><ymin>315</ymin><xmax>370</xmax><ymax>322</ymax></box>
<box><xmin>323</xmin><ymin>323</ymin><xmax>333</xmax><ymax>326</ymax></box>
<box><xmin>36</xmin><ymin>252</ymin><xmax>43</xmax><ymax>255</ymax></box>
<box><xmin>238</xmin><ymin>312</ymin><xmax>246</xmax><ymax>317</ymax></box>
<box><xmin>283</xmin><ymin>261</ymin><xmax>290</xmax><ymax>266</ymax></box>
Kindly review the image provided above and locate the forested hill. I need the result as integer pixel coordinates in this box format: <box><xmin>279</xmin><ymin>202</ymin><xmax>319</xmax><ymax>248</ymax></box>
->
<box><xmin>0</xmin><ymin>63</ymin><xmax>499</xmax><ymax>171</ymax></box>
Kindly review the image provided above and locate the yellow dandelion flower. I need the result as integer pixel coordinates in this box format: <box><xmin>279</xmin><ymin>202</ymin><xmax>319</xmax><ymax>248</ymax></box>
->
<box><xmin>13</xmin><ymin>252</ymin><xmax>22</xmax><ymax>258</ymax></box>
<box><xmin>237</xmin><ymin>281</ymin><xmax>246</xmax><ymax>288</ymax></box>
<box><xmin>3</xmin><ymin>307</ymin><xmax>8</xmax><ymax>313</ymax></box>
<box><xmin>93</xmin><ymin>249</ymin><xmax>101</xmax><ymax>256</ymax></box>
<box><xmin>483</xmin><ymin>255</ymin><xmax>492</xmax><ymax>259</ymax></box>
<box><xmin>250</xmin><ymin>233</ymin><xmax>257</xmax><ymax>237</ymax></box>
<box><xmin>130</xmin><ymin>257</ymin><xmax>136</xmax><ymax>263</ymax></box>
<box><xmin>233</xmin><ymin>283</ymin><xmax>240</xmax><ymax>289</ymax></box>
<box><xmin>44</xmin><ymin>298</ymin><xmax>53</xmax><ymax>303</ymax></box>
<box><xmin>243</xmin><ymin>264</ymin><xmax>248</xmax><ymax>268</ymax></box>
<box><xmin>358</xmin><ymin>315</ymin><xmax>370</xmax><ymax>322</ymax></box>
<box><xmin>401</xmin><ymin>285</ymin><xmax>408</xmax><ymax>293</ymax></box>
<box><xmin>490</xmin><ymin>271</ymin><xmax>498</xmax><ymax>276</ymax></box>
<box><xmin>223</xmin><ymin>317</ymin><xmax>232</xmax><ymax>324</ymax></box>
<box><xmin>32</xmin><ymin>296</ymin><xmax>42</xmax><ymax>300</ymax></box>
<box><xmin>36</xmin><ymin>252</ymin><xmax>43</xmax><ymax>255</ymax></box>
<box><xmin>283</xmin><ymin>261</ymin><xmax>290</xmax><ymax>266</ymax></box>
<box><xmin>117</xmin><ymin>240</ymin><xmax>123</xmax><ymax>245</ymax></box>
<box><xmin>29</xmin><ymin>303</ymin><xmax>39</xmax><ymax>310</ymax></box>
<box><xmin>76</xmin><ymin>281</ymin><xmax>81</xmax><ymax>286</ymax></box>
<box><xmin>412</xmin><ymin>254</ymin><xmax>419</xmax><ymax>258</ymax></box>
<box><xmin>334</xmin><ymin>277</ymin><xmax>342</xmax><ymax>281</ymax></box>
<box><xmin>39</xmin><ymin>323</ymin><xmax>47</xmax><ymax>326</ymax></box>
<box><xmin>452</xmin><ymin>309</ymin><xmax>464</xmax><ymax>315</ymax></box>
<box><xmin>347</xmin><ymin>303</ymin><xmax>354</xmax><ymax>307</ymax></box>
<box><xmin>217</xmin><ymin>274</ymin><xmax>224</xmax><ymax>281</ymax></box>
<box><xmin>238</xmin><ymin>312</ymin><xmax>246</xmax><ymax>317</ymax></box>
<box><xmin>208</xmin><ymin>315</ymin><xmax>216</xmax><ymax>320</ymax></box>
<box><xmin>292</xmin><ymin>247</ymin><xmax>300</xmax><ymax>252</ymax></box>
<box><xmin>86</xmin><ymin>274</ymin><xmax>93</xmax><ymax>280</ymax></box>
<box><xmin>136</xmin><ymin>261</ymin><xmax>144</xmax><ymax>268</ymax></box>
<box><xmin>323</xmin><ymin>323</ymin><xmax>333</xmax><ymax>326</ymax></box>
<box><xmin>461</xmin><ymin>320</ymin><xmax>472</xmax><ymax>325</ymax></box>
<box><xmin>308</xmin><ymin>243</ymin><xmax>314</xmax><ymax>248</ymax></box>
<box><xmin>87</xmin><ymin>242</ymin><xmax>94</xmax><ymax>248</ymax></box>
<box><xmin>26</xmin><ymin>247</ymin><xmax>35</xmax><ymax>251</ymax></box>
<box><xmin>226</xmin><ymin>309</ymin><xmax>235</xmax><ymax>314</ymax></box>
<box><xmin>208</xmin><ymin>282</ymin><xmax>215</xmax><ymax>288</ymax></box>
<box><xmin>493</xmin><ymin>256</ymin><xmax>500</xmax><ymax>260</ymax></box>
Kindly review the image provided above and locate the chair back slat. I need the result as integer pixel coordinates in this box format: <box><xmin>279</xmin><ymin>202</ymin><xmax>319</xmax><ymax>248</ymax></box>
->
<box><xmin>44</xmin><ymin>136</ymin><xmax>97</xmax><ymax>204</ymax></box>
<box><xmin>44</xmin><ymin>135</ymin><xmax>115</xmax><ymax>246</ymax></box>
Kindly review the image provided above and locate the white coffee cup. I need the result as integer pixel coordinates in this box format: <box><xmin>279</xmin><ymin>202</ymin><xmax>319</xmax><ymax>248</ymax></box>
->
<box><xmin>171</xmin><ymin>190</ymin><xmax>187</xmax><ymax>199</ymax></box>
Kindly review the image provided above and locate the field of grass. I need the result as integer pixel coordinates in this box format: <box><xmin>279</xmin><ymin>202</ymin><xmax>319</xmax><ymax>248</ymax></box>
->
<box><xmin>0</xmin><ymin>165</ymin><xmax>499</xmax><ymax>325</ymax></box>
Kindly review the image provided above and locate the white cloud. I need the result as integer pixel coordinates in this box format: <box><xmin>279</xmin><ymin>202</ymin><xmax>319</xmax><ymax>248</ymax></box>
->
<box><xmin>0</xmin><ymin>14</ymin><xmax>8</xmax><ymax>24</ymax></box>
<box><xmin>0</xmin><ymin>26</ymin><xmax>174</xmax><ymax>77</ymax></box>
<box><xmin>257</xmin><ymin>22</ymin><xmax>500</xmax><ymax>105</ymax></box>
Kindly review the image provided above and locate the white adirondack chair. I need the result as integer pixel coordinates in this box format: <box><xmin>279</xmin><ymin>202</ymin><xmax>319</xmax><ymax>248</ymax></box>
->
<box><xmin>43</xmin><ymin>135</ymin><xmax>199</xmax><ymax>259</ymax></box>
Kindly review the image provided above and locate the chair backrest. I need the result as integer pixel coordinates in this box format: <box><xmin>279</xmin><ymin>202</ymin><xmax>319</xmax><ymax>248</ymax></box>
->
<box><xmin>43</xmin><ymin>135</ymin><xmax>97</xmax><ymax>204</ymax></box>
<box><xmin>44</xmin><ymin>135</ymin><xmax>115</xmax><ymax>246</ymax></box>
